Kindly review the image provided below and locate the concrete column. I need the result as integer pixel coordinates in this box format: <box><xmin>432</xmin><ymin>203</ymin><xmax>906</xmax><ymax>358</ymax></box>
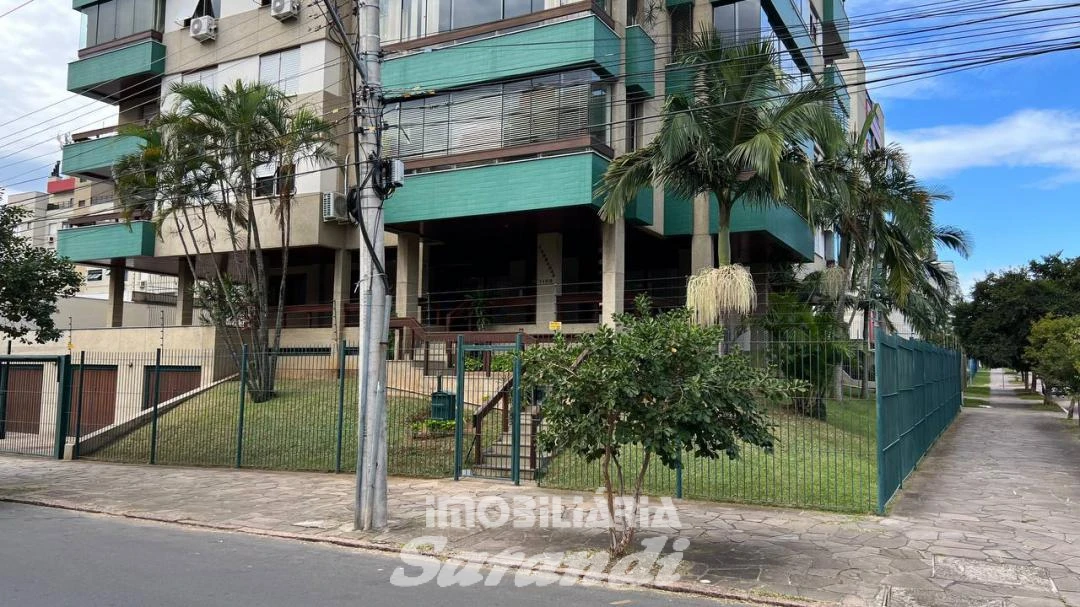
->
<box><xmin>176</xmin><ymin>260</ymin><xmax>195</xmax><ymax>326</ymax></box>
<box><xmin>601</xmin><ymin>221</ymin><xmax>625</xmax><ymax>325</ymax></box>
<box><xmin>395</xmin><ymin>233</ymin><xmax>420</xmax><ymax>320</ymax></box>
<box><xmin>331</xmin><ymin>248</ymin><xmax>352</xmax><ymax>344</ymax></box>
<box><xmin>690</xmin><ymin>193</ymin><xmax>713</xmax><ymax>274</ymax></box>
<box><xmin>106</xmin><ymin>262</ymin><xmax>125</xmax><ymax>328</ymax></box>
<box><xmin>536</xmin><ymin>232</ymin><xmax>563</xmax><ymax>326</ymax></box>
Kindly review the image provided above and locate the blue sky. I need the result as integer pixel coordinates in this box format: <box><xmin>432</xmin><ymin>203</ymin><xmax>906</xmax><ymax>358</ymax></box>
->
<box><xmin>0</xmin><ymin>0</ymin><xmax>1077</xmax><ymax>296</ymax></box>
<box><xmin>847</xmin><ymin>0</ymin><xmax>1080</xmax><ymax>293</ymax></box>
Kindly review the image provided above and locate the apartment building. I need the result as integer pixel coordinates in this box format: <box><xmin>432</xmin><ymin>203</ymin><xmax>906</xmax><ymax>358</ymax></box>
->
<box><xmin>6</xmin><ymin>191</ymin><xmax>50</xmax><ymax>247</ymax></box>
<box><xmin>52</xmin><ymin>0</ymin><xmax>863</xmax><ymax>351</ymax></box>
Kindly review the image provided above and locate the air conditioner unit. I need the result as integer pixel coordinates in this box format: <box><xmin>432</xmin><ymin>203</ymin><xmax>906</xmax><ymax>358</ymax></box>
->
<box><xmin>321</xmin><ymin>192</ymin><xmax>349</xmax><ymax>223</ymax></box>
<box><xmin>270</xmin><ymin>0</ymin><xmax>299</xmax><ymax>21</ymax></box>
<box><xmin>189</xmin><ymin>15</ymin><xmax>217</xmax><ymax>42</ymax></box>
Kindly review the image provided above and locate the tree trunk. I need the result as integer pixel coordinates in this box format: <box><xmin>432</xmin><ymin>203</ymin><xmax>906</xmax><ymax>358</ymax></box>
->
<box><xmin>716</xmin><ymin>201</ymin><xmax>733</xmax><ymax>266</ymax></box>
<box><xmin>601</xmin><ymin>445</ymin><xmax>619</xmax><ymax>555</ymax></box>
<box><xmin>832</xmin><ymin>239</ymin><xmax>852</xmax><ymax>401</ymax></box>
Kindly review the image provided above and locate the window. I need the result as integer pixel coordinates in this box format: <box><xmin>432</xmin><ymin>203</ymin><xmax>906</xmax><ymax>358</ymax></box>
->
<box><xmin>381</xmin><ymin>0</ymin><xmax>593</xmax><ymax>45</ymax></box>
<box><xmin>182</xmin><ymin>66</ymin><xmax>217</xmax><ymax>90</ymax></box>
<box><xmin>714</xmin><ymin>1</ymin><xmax>760</xmax><ymax>45</ymax></box>
<box><xmin>254</xmin><ymin>163</ymin><xmax>279</xmax><ymax>197</ymax></box>
<box><xmin>809</xmin><ymin>7</ymin><xmax>821</xmax><ymax>53</ymax></box>
<box><xmin>670</xmin><ymin>4</ymin><xmax>693</xmax><ymax>57</ymax></box>
<box><xmin>86</xmin><ymin>269</ymin><xmax>104</xmax><ymax>281</ymax></box>
<box><xmin>259</xmin><ymin>48</ymin><xmax>301</xmax><ymax>95</ymax></box>
<box><xmin>626</xmin><ymin>100</ymin><xmax>644</xmax><ymax>151</ymax></box>
<box><xmin>384</xmin><ymin>70</ymin><xmax>613</xmax><ymax>160</ymax></box>
<box><xmin>78</xmin><ymin>199</ymin><xmax>86</xmax><ymax>207</ymax></box>
<box><xmin>79</xmin><ymin>0</ymin><xmax>165</xmax><ymax>50</ymax></box>
<box><xmin>626</xmin><ymin>0</ymin><xmax>639</xmax><ymax>25</ymax></box>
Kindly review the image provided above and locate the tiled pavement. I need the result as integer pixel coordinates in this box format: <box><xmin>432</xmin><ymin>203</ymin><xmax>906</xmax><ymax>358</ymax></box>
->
<box><xmin>2</xmin><ymin>369</ymin><xmax>1078</xmax><ymax>606</ymax></box>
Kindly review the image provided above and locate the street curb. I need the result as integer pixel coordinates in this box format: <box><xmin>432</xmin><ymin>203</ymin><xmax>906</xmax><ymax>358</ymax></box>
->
<box><xmin>1</xmin><ymin>495</ymin><xmax>829</xmax><ymax>607</ymax></box>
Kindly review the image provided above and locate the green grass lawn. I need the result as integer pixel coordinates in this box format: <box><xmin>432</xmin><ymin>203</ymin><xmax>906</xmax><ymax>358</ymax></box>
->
<box><xmin>965</xmin><ymin>385</ymin><xmax>991</xmax><ymax>398</ymax></box>
<box><xmin>539</xmin><ymin>398</ymin><xmax>878</xmax><ymax>513</ymax></box>
<box><xmin>1028</xmin><ymin>400</ymin><xmax>1066</xmax><ymax>413</ymax></box>
<box><xmin>963</xmin><ymin>397</ymin><xmax>990</xmax><ymax>408</ymax></box>
<box><xmin>969</xmin><ymin>368</ymin><xmax>991</xmax><ymax>388</ymax></box>
<box><xmin>89</xmin><ymin>377</ymin><xmax>502</xmax><ymax>478</ymax></box>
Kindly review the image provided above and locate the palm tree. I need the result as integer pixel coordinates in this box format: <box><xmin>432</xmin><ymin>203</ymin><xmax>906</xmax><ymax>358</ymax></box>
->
<box><xmin>114</xmin><ymin>80</ymin><xmax>335</xmax><ymax>401</ymax></box>
<box><xmin>599</xmin><ymin>33</ymin><xmax>843</xmax><ymax>325</ymax></box>
<box><xmin>813</xmin><ymin>113</ymin><xmax>971</xmax><ymax>396</ymax></box>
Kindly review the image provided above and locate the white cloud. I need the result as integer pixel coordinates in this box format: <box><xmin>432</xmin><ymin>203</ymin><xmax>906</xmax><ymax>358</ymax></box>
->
<box><xmin>890</xmin><ymin>109</ymin><xmax>1080</xmax><ymax>184</ymax></box>
<box><xmin>0</xmin><ymin>0</ymin><xmax>115</xmax><ymax>191</ymax></box>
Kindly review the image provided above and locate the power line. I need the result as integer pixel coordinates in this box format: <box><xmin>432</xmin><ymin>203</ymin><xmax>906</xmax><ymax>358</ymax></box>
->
<box><xmin>0</xmin><ymin>0</ymin><xmax>1059</xmax><ymax>143</ymax></box>
<box><xmin>0</xmin><ymin>0</ymin><xmax>35</xmax><ymax>19</ymax></box>
<box><xmin>2</xmin><ymin>1</ymin><xmax>1073</xmax><ymax>174</ymax></box>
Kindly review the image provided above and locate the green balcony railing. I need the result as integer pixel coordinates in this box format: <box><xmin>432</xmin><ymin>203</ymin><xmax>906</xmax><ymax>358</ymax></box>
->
<box><xmin>67</xmin><ymin>39</ymin><xmax>165</xmax><ymax>103</ymax></box>
<box><xmin>626</xmin><ymin>25</ymin><xmax>656</xmax><ymax>97</ymax></box>
<box><xmin>385</xmin><ymin>152</ymin><xmax>650</xmax><ymax>226</ymax></box>
<box><xmin>768</xmin><ymin>0</ymin><xmax>818</xmax><ymax>71</ymax></box>
<box><xmin>61</xmin><ymin>134</ymin><xmax>144</xmax><ymax>180</ymax></box>
<box><xmin>730</xmin><ymin>200</ymin><xmax>815</xmax><ymax>262</ymax></box>
<box><xmin>57</xmin><ymin>221</ymin><xmax>156</xmax><ymax>262</ymax></box>
<box><xmin>663</xmin><ymin>191</ymin><xmax>814</xmax><ymax>262</ymax></box>
<box><xmin>823</xmin><ymin>0</ymin><xmax>851</xmax><ymax>59</ymax></box>
<box><xmin>383</xmin><ymin>15</ymin><xmax>620</xmax><ymax>96</ymax></box>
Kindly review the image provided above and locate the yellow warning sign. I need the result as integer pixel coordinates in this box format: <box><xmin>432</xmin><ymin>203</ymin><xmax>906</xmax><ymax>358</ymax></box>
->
<box><xmin>548</xmin><ymin>321</ymin><xmax>563</xmax><ymax>332</ymax></box>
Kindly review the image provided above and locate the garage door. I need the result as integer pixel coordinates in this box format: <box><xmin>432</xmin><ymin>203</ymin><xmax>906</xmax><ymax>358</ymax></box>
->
<box><xmin>143</xmin><ymin>366</ymin><xmax>202</xmax><ymax>410</ymax></box>
<box><xmin>68</xmin><ymin>366</ymin><xmax>118</xmax><ymax>438</ymax></box>
<box><xmin>3</xmin><ymin>365</ymin><xmax>44</xmax><ymax>435</ymax></box>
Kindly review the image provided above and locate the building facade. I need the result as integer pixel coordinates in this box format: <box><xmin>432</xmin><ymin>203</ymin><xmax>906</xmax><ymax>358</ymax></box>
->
<box><xmin>52</xmin><ymin>0</ymin><xmax>865</xmax><ymax>352</ymax></box>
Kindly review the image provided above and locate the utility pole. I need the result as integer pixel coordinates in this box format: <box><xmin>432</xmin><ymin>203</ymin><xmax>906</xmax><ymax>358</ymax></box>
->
<box><xmin>353</xmin><ymin>0</ymin><xmax>390</xmax><ymax>532</ymax></box>
<box><xmin>320</xmin><ymin>0</ymin><xmax>388</xmax><ymax>531</ymax></box>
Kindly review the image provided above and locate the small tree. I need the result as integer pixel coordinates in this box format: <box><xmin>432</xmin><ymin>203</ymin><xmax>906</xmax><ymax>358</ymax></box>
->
<box><xmin>115</xmin><ymin>81</ymin><xmax>335</xmax><ymax>401</ymax></box>
<box><xmin>523</xmin><ymin>297</ymin><xmax>800</xmax><ymax>556</ymax></box>
<box><xmin>1025</xmin><ymin>315</ymin><xmax>1080</xmax><ymax>419</ymax></box>
<box><xmin>0</xmin><ymin>205</ymin><xmax>82</xmax><ymax>343</ymax></box>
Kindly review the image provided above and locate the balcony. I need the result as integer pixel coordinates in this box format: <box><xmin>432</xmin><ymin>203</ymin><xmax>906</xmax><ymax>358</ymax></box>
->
<box><xmin>823</xmin><ymin>0</ymin><xmax>851</xmax><ymax>60</ymax></box>
<box><xmin>382</xmin><ymin>15</ymin><xmax>620</xmax><ymax>97</ymax></box>
<box><xmin>67</xmin><ymin>39</ymin><xmax>165</xmax><ymax>103</ymax></box>
<box><xmin>62</xmin><ymin>129</ymin><xmax>145</xmax><ymax>180</ymax></box>
<box><xmin>730</xmin><ymin>201</ymin><xmax>814</xmax><ymax>262</ymax></box>
<box><xmin>626</xmin><ymin>25</ymin><xmax>656</xmax><ymax>97</ymax></box>
<box><xmin>57</xmin><ymin>221</ymin><xmax>156</xmax><ymax>263</ymax></box>
<box><xmin>825</xmin><ymin>65</ymin><xmax>851</xmax><ymax>132</ymax></box>
<box><xmin>385</xmin><ymin>151</ymin><xmax>650</xmax><ymax>225</ymax></box>
<box><xmin>663</xmin><ymin>191</ymin><xmax>813</xmax><ymax>262</ymax></box>
<box><xmin>767</xmin><ymin>0</ymin><xmax>819</xmax><ymax>71</ymax></box>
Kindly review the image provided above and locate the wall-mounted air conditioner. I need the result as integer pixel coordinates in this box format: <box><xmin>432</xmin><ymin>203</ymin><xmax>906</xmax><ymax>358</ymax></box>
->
<box><xmin>270</xmin><ymin>0</ymin><xmax>299</xmax><ymax>21</ymax></box>
<box><xmin>321</xmin><ymin>192</ymin><xmax>348</xmax><ymax>223</ymax></box>
<box><xmin>190</xmin><ymin>16</ymin><xmax>217</xmax><ymax>42</ymax></box>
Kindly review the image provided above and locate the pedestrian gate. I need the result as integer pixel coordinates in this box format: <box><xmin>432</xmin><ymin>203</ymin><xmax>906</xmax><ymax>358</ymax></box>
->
<box><xmin>453</xmin><ymin>335</ymin><xmax>525</xmax><ymax>484</ymax></box>
<box><xmin>0</xmin><ymin>354</ymin><xmax>73</xmax><ymax>458</ymax></box>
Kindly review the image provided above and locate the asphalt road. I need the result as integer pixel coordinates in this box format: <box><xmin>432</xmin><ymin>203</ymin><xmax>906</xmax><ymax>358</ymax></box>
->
<box><xmin>0</xmin><ymin>502</ymin><xmax>739</xmax><ymax>607</ymax></box>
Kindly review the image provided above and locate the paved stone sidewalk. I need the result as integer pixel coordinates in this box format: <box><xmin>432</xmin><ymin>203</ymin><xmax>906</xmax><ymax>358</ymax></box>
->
<box><xmin>2</xmin><ymin>369</ymin><xmax>1078</xmax><ymax>607</ymax></box>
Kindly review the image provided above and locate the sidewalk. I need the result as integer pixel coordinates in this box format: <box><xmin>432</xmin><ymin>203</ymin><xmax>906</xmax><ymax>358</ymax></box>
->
<box><xmin>2</xmin><ymin>370</ymin><xmax>1079</xmax><ymax>606</ymax></box>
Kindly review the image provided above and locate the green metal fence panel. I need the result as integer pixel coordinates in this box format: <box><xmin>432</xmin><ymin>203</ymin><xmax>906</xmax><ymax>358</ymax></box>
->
<box><xmin>0</xmin><ymin>354</ymin><xmax>70</xmax><ymax>458</ymax></box>
<box><xmin>536</xmin><ymin>333</ymin><xmax>879</xmax><ymax>514</ymax></box>
<box><xmin>875</xmin><ymin>330</ymin><xmax>963</xmax><ymax>513</ymax></box>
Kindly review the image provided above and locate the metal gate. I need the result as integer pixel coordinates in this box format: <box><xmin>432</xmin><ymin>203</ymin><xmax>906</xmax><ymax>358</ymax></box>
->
<box><xmin>453</xmin><ymin>335</ymin><xmax>525</xmax><ymax>484</ymax></box>
<box><xmin>0</xmin><ymin>354</ymin><xmax>73</xmax><ymax>458</ymax></box>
